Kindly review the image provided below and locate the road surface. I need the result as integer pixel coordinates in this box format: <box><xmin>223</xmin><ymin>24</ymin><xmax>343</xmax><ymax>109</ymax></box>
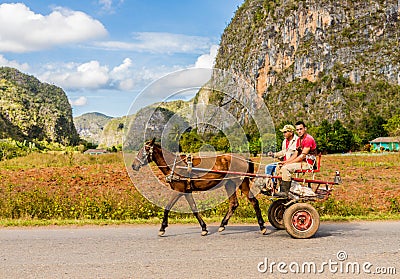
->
<box><xmin>1</xmin><ymin>221</ymin><xmax>399</xmax><ymax>278</ymax></box>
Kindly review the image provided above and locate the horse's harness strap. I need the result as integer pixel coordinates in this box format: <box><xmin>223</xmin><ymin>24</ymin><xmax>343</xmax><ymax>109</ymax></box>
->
<box><xmin>186</xmin><ymin>154</ymin><xmax>193</xmax><ymax>188</ymax></box>
<box><xmin>187</xmin><ymin>154</ymin><xmax>193</xmax><ymax>174</ymax></box>
<box><xmin>165</xmin><ymin>153</ymin><xmax>243</xmax><ymax>183</ymax></box>
<box><xmin>136</xmin><ymin>144</ymin><xmax>154</xmax><ymax>167</ymax></box>
<box><xmin>166</xmin><ymin>154</ymin><xmax>194</xmax><ymax>189</ymax></box>
<box><xmin>165</xmin><ymin>174</ymin><xmax>242</xmax><ymax>182</ymax></box>
<box><xmin>166</xmin><ymin>174</ymin><xmax>182</xmax><ymax>182</ymax></box>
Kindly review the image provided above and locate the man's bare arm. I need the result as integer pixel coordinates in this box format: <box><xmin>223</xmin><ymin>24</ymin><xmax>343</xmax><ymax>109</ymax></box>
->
<box><xmin>282</xmin><ymin>150</ymin><xmax>299</xmax><ymax>165</ymax></box>
<box><xmin>283</xmin><ymin>147</ymin><xmax>310</xmax><ymax>165</ymax></box>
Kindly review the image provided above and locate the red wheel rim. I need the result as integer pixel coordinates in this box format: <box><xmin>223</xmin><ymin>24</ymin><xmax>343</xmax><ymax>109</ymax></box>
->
<box><xmin>292</xmin><ymin>210</ymin><xmax>313</xmax><ymax>231</ymax></box>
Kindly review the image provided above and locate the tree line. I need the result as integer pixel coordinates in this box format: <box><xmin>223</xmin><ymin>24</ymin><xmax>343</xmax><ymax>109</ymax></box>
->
<box><xmin>177</xmin><ymin>114</ymin><xmax>400</xmax><ymax>155</ymax></box>
<box><xmin>1</xmin><ymin>114</ymin><xmax>399</xmax><ymax>161</ymax></box>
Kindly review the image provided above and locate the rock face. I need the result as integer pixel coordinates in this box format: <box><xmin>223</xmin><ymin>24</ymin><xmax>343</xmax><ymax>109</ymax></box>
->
<box><xmin>99</xmin><ymin>117</ymin><xmax>126</xmax><ymax>148</ymax></box>
<box><xmin>214</xmin><ymin>0</ymin><xmax>400</xmax><ymax>128</ymax></box>
<box><xmin>74</xmin><ymin>100</ymin><xmax>191</xmax><ymax>148</ymax></box>
<box><xmin>123</xmin><ymin>100</ymin><xmax>191</xmax><ymax>150</ymax></box>
<box><xmin>74</xmin><ymin>112</ymin><xmax>113</xmax><ymax>145</ymax></box>
<box><xmin>0</xmin><ymin>67</ymin><xmax>78</xmax><ymax>144</ymax></box>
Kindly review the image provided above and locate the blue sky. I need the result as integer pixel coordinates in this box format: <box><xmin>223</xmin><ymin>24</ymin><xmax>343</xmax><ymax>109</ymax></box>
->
<box><xmin>0</xmin><ymin>0</ymin><xmax>243</xmax><ymax>117</ymax></box>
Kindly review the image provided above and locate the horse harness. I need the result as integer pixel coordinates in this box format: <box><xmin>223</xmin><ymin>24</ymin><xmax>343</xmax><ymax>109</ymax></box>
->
<box><xmin>165</xmin><ymin>154</ymin><xmax>196</xmax><ymax>191</ymax></box>
<box><xmin>137</xmin><ymin>144</ymin><xmax>244</xmax><ymax>191</ymax></box>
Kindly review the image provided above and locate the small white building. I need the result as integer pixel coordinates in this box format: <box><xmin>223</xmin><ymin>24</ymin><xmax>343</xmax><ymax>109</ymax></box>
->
<box><xmin>84</xmin><ymin>149</ymin><xmax>108</xmax><ymax>155</ymax></box>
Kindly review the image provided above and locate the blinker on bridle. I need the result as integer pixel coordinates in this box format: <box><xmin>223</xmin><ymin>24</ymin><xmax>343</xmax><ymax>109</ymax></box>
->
<box><xmin>136</xmin><ymin>144</ymin><xmax>153</xmax><ymax>167</ymax></box>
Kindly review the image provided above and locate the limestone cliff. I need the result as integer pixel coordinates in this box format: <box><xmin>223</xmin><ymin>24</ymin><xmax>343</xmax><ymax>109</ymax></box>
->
<box><xmin>213</xmin><ymin>0</ymin><xmax>400</xmax><ymax>132</ymax></box>
<box><xmin>98</xmin><ymin>117</ymin><xmax>126</xmax><ymax>148</ymax></box>
<box><xmin>74</xmin><ymin>112</ymin><xmax>113</xmax><ymax>145</ymax></box>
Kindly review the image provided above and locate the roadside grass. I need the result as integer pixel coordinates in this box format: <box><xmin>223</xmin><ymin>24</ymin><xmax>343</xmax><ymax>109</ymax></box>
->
<box><xmin>2</xmin><ymin>213</ymin><xmax>400</xmax><ymax>227</ymax></box>
<box><xmin>1</xmin><ymin>152</ymin><xmax>399</xmax><ymax>227</ymax></box>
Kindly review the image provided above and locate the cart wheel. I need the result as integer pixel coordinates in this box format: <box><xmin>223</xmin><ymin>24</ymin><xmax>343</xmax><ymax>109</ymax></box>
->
<box><xmin>283</xmin><ymin>203</ymin><xmax>320</xmax><ymax>239</ymax></box>
<box><xmin>267</xmin><ymin>199</ymin><xmax>289</xmax><ymax>230</ymax></box>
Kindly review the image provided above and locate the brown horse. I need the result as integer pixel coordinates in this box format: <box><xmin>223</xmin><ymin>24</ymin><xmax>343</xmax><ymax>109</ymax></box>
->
<box><xmin>131</xmin><ymin>139</ymin><xmax>267</xmax><ymax>236</ymax></box>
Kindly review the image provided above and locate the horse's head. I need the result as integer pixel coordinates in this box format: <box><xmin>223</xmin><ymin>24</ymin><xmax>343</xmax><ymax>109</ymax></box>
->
<box><xmin>132</xmin><ymin>138</ymin><xmax>155</xmax><ymax>171</ymax></box>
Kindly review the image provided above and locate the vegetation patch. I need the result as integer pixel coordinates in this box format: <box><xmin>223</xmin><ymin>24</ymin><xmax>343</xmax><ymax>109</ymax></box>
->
<box><xmin>1</xmin><ymin>152</ymin><xmax>399</xmax><ymax>226</ymax></box>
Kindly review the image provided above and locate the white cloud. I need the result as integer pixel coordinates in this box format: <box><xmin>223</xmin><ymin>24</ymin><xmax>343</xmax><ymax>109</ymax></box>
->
<box><xmin>38</xmin><ymin>57</ymin><xmax>186</xmax><ymax>92</ymax></box>
<box><xmin>0</xmin><ymin>55</ymin><xmax>30</xmax><ymax>71</ymax></box>
<box><xmin>195</xmin><ymin>45</ymin><xmax>219</xmax><ymax>68</ymax></box>
<box><xmin>98</xmin><ymin>0</ymin><xmax>124</xmax><ymax>13</ymax></box>
<box><xmin>0</xmin><ymin>3</ymin><xmax>107</xmax><ymax>53</ymax></box>
<box><xmin>1</xmin><ymin>53</ymin><xmax>213</xmax><ymax>95</ymax></box>
<box><xmin>110</xmin><ymin>58</ymin><xmax>133</xmax><ymax>79</ymax></box>
<box><xmin>40</xmin><ymin>60</ymin><xmax>110</xmax><ymax>90</ymax></box>
<box><xmin>94</xmin><ymin>32</ymin><xmax>212</xmax><ymax>54</ymax></box>
<box><xmin>39</xmin><ymin>58</ymin><xmax>138</xmax><ymax>91</ymax></box>
<box><xmin>118</xmin><ymin>78</ymin><xmax>134</xmax><ymax>91</ymax></box>
<box><xmin>99</xmin><ymin>0</ymin><xmax>113</xmax><ymax>11</ymax></box>
<box><xmin>69</xmin><ymin>96</ymin><xmax>88</xmax><ymax>106</ymax></box>
<box><xmin>110</xmin><ymin>58</ymin><xmax>135</xmax><ymax>90</ymax></box>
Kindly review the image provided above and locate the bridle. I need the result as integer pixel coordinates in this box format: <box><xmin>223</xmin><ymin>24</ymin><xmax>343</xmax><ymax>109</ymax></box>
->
<box><xmin>135</xmin><ymin>144</ymin><xmax>154</xmax><ymax>167</ymax></box>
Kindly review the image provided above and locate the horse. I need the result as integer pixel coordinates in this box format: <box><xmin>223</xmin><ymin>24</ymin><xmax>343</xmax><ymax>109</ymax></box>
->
<box><xmin>131</xmin><ymin>138</ymin><xmax>267</xmax><ymax>236</ymax></box>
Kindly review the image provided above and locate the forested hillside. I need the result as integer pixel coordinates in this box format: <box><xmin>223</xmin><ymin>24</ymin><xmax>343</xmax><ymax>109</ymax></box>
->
<box><xmin>0</xmin><ymin>67</ymin><xmax>78</xmax><ymax>144</ymax></box>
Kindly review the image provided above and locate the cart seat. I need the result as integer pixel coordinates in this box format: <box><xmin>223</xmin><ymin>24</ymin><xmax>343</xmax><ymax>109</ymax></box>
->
<box><xmin>295</xmin><ymin>154</ymin><xmax>321</xmax><ymax>179</ymax></box>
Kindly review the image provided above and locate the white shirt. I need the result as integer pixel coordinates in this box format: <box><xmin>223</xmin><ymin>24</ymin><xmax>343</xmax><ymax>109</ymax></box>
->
<box><xmin>274</xmin><ymin>135</ymin><xmax>299</xmax><ymax>161</ymax></box>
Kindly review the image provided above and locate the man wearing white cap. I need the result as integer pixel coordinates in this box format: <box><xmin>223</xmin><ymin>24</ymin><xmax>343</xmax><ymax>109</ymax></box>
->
<box><xmin>258</xmin><ymin>124</ymin><xmax>298</xmax><ymax>195</ymax></box>
<box><xmin>268</xmin><ymin>124</ymin><xmax>298</xmax><ymax>161</ymax></box>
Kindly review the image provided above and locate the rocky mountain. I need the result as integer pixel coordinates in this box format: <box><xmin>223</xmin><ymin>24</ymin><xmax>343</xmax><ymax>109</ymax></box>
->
<box><xmin>74</xmin><ymin>112</ymin><xmax>113</xmax><ymax>145</ymax></box>
<box><xmin>0</xmin><ymin>67</ymin><xmax>78</xmax><ymax>144</ymax></box>
<box><xmin>99</xmin><ymin>116</ymin><xmax>127</xmax><ymax>148</ymax></box>
<box><xmin>123</xmin><ymin>100</ymin><xmax>191</xmax><ymax>150</ymax></box>
<box><xmin>74</xmin><ymin>100</ymin><xmax>191</xmax><ymax>148</ymax></box>
<box><xmin>208</xmin><ymin>0</ymin><xmax>400</xmax><ymax>138</ymax></box>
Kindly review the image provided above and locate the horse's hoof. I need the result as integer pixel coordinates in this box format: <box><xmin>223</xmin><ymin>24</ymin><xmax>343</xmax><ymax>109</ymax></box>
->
<box><xmin>218</xmin><ymin>227</ymin><xmax>225</xmax><ymax>233</ymax></box>
<box><xmin>261</xmin><ymin>228</ymin><xmax>268</xmax><ymax>235</ymax></box>
<box><xmin>158</xmin><ymin>230</ymin><xmax>165</xmax><ymax>237</ymax></box>
<box><xmin>201</xmin><ymin>230</ymin><xmax>208</xmax><ymax>236</ymax></box>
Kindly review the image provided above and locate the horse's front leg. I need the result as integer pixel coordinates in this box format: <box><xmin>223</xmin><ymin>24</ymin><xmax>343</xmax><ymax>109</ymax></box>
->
<box><xmin>219</xmin><ymin>181</ymin><xmax>239</xmax><ymax>232</ymax></box>
<box><xmin>185</xmin><ymin>193</ymin><xmax>208</xmax><ymax>236</ymax></box>
<box><xmin>159</xmin><ymin>192</ymin><xmax>183</xmax><ymax>236</ymax></box>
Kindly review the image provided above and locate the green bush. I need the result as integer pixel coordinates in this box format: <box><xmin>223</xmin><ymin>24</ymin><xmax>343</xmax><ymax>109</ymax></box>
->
<box><xmin>0</xmin><ymin>184</ymin><xmax>161</xmax><ymax>220</ymax></box>
<box><xmin>0</xmin><ymin>139</ymin><xmax>29</xmax><ymax>161</ymax></box>
<box><xmin>388</xmin><ymin>198</ymin><xmax>400</xmax><ymax>213</ymax></box>
<box><xmin>313</xmin><ymin>198</ymin><xmax>372</xmax><ymax>216</ymax></box>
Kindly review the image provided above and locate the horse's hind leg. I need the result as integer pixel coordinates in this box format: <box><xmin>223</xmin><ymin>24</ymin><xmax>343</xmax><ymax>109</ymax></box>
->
<box><xmin>185</xmin><ymin>193</ymin><xmax>208</xmax><ymax>236</ymax></box>
<box><xmin>247</xmin><ymin>196</ymin><xmax>267</xmax><ymax>235</ymax></box>
<box><xmin>242</xmin><ymin>180</ymin><xmax>267</xmax><ymax>235</ymax></box>
<box><xmin>159</xmin><ymin>192</ymin><xmax>183</xmax><ymax>236</ymax></box>
<box><xmin>218</xmin><ymin>181</ymin><xmax>239</xmax><ymax>232</ymax></box>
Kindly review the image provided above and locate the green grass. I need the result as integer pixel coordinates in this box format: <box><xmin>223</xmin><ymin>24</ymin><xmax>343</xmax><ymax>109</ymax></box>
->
<box><xmin>319</xmin><ymin>213</ymin><xmax>400</xmax><ymax>222</ymax></box>
<box><xmin>2</xmin><ymin>213</ymin><xmax>400</xmax><ymax>227</ymax></box>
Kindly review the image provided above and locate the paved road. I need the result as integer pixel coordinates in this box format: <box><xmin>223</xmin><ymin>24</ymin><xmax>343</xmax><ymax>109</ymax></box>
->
<box><xmin>1</xmin><ymin>221</ymin><xmax>399</xmax><ymax>278</ymax></box>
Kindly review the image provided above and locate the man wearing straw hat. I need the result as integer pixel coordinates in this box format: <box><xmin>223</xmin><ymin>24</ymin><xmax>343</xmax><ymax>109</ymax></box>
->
<box><xmin>275</xmin><ymin>121</ymin><xmax>317</xmax><ymax>198</ymax></box>
<box><xmin>268</xmin><ymin>124</ymin><xmax>298</xmax><ymax>162</ymax></box>
<box><xmin>252</xmin><ymin>124</ymin><xmax>298</xmax><ymax>196</ymax></box>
